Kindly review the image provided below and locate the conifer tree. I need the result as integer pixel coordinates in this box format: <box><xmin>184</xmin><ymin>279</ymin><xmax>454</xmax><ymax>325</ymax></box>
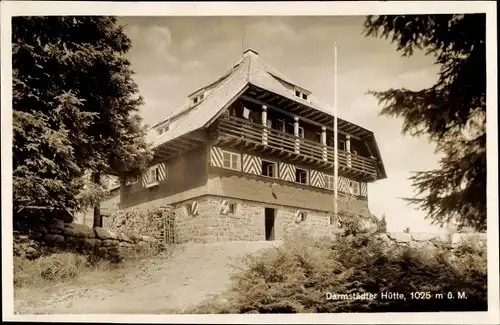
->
<box><xmin>363</xmin><ymin>14</ymin><xmax>486</xmax><ymax>232</ymax></box>
<box><xmin>12</xmin><ymin>17</ymin><xmax>153</xmax><ymax>225</ymax></box>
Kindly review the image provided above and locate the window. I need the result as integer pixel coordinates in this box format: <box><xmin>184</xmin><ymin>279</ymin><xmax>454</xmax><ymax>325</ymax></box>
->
<box><xmin>316</xmin><ymin>132</ymin><xmax>322</xmax><ymax>143</ymax></box>
<box><xmin>261</xmin><ymin>160</ymin><xmax>276</xmax><ymax>177</ymax></box>
<box><xmin>229</xmin><ymin>203</ymin><xmax>236</xmax><ymax>214</ymax></box>
<box><xmin>149</xmin><ymin>167</ymin><xmax>160</xmax><ymax>183</ymax></box>
<box><xmin>294</xmin><ymin>88</ymin><xmax>309</xmax><ymax>101</ymax></box>
<box><xmin>243</xmin><ymin>107</ymin><xmax>251</xmax><ymax>119</ymax></box>
<box><xmin>222</xmin><ymin>151</ymin><xmax>241</xmax><ymax>171</ymax></box>
<box><xmin>277</xmin><ymin>119</ymin><xmax>286</xmax><ymax>132</ymax></box>
<box><xmin>339</xmin><ymin>140</ymin><xmax>346</xmax><ymax>151</ymax></box>
<box><xmin>286</xmin><ymin>123</ymin><xmax>304</xmax><ymax>137</ymax></box>
<box><xmin>158</xmin><ymin>128</ymin><xmax>164</xmax><ymax>135</ymax></box>
<box><xmin>349</xmin><ymin>181</ymin><xmax>360</xmax><ymax>196</ymax></box>
<box><xmin>324</xmin><ymin>175</ymin><xmax>335</xmax><ymax>190</ymax></box>
<box><xmin>295</xmin><ymin>168</ymin><xmax>308</xmax><ymax>184</ymax></box>
<box><xmin>192</xmin><ymin>93</ymin><xmax>205</xmax><ymax>105</ymax></box>
<box><xmin>299</xmin><ymin>212</ymin><xmax>307</xmax><ymax>222</ymax></box>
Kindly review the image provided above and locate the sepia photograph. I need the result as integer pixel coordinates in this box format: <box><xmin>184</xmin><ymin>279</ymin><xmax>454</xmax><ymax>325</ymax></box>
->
<box><xmin>1</xmin><ymin>1</ymin><xmax>498</xmax><ymax>323</ymax></box>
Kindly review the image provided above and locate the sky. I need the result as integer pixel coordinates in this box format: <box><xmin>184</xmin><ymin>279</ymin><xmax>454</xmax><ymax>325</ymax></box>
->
<box><xmin>118</xmin><ymin>15</ymin><xmax>445</xmax><ymax>233</ymax></box>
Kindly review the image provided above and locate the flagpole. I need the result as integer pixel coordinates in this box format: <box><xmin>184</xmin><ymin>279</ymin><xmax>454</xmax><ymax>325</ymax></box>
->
<box><xmin>333</xmin><ymin>42</ymin><xmax>338</xmax><ymax>218</ymax></box>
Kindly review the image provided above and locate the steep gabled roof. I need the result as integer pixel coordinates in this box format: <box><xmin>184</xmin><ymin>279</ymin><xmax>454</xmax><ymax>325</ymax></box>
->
<box><xmin>151</xmin><ymin>49</ymin><xmax>349</xmax><ymax>145</ymax></box>
<box><xmin>150</xmin><ymin>49</ymin><xmax>385</xmax><ymax>180</ymax></box>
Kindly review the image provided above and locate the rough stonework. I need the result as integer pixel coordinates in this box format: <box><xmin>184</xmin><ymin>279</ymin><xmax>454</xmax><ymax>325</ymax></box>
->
<box><xmin>13</xmin><ymin>220</ymin><xmax>160</xmax><ymax>262</ymax></box>
<box><xmin>107</xmin><ymin>208</ymin><xmax>167</xmax><ymax>242</ymax></box>
<box><xmin>109</xmin><ymin>196</ymin><xmax>374</xmax><ymax>244</ymax></box>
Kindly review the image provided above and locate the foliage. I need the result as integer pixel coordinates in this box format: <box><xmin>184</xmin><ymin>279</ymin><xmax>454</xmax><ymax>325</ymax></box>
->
<box><xmin>363</xmin><ymin>15</ymin><xmax>486</xmax><ymax>232</ymax></box>
<box><xmin>190</xmin><ymin>232</ymin><xmax>486</xmax><ymax>314</ymax></box>
<box><xmin>12</xmin><ymin>16</ymin><xmax>153</xmax><ymax>216</ymax></box>
<box><xmin>14</xmin><ymin>252</ymin><xmax>90</xmax><ymax>287</ymax></box>
<box><xmin>336</xmin><ymin>210</ymin><xmax>380</xmax><ymax>236</ymax></box>
<box><xmin>403</xmin><ymin>227</ymin><xmax>411</xmax><ymax>233</ymax></box>
<box><xmin>376</xmin><ymin>215</ymin><xmax>388</xmax><ymax>233</ymax></box>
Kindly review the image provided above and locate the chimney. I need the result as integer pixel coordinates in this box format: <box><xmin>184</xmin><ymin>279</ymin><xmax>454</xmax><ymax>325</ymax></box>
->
<box><xmin>243</xmin><ymin>48</ymin><xmax>259</xmax><ymax>56</ymax></box>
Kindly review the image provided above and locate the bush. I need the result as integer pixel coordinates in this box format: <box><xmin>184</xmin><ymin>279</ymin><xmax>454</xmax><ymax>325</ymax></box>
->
<box><xmin>191</xmin><ymin>232</ymin><xmax>487</xmax><ymax>313</ymax></box>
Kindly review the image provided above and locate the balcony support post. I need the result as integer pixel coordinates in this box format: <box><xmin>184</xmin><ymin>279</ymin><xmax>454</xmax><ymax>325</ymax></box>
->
<box><xmin>346</xmin><ymin>135</ymin><xmax>351</xmax><ymax>168</ymax></box>
<box><xmin>321</xmin><ymin>126</ymin><xmax>327</xmax><ymax>161</ymax></box>
<box><xmin>294</xmin><ymin>116</ymin><xmax>300</xmax><ymax>154</ymax></box>
<box><xmin>262</xmin><ymin>105</ymin><xmax>268</xmax><ymax>145</ymax></box>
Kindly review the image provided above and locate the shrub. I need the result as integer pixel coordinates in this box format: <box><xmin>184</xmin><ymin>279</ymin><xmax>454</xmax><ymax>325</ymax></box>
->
<box><xmin>191</xmin><ymin>232</ymin><xmax>487</xmax><ymax>313</ymax></box>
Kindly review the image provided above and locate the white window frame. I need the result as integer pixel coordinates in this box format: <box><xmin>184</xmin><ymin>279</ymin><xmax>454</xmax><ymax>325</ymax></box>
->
<box><xmin>261</xmin><ymin>159</ymin><xmax>276</xmax><ymax>178</ymax></box>
<box><xmin>295</xmin><ymin>168</ymin><xmax>309</xmax><ymax>185</ymax></box>
<box><xmin>222</xmin><ymin>150</ymin><xmax>241</xmax><ymax>171</ymax></box>
<box><xmin>349</xmin><ymin>180</ymin><xmax>360</xmax><ymax>196</ymax></box>
<box><xmin>324</xmin><ymin>175</ymin><xmax>335</xmax><ymax>190</ymax></box>
<box><xmin>145</xmin><ymin>165</ymin><xmax>160</xmax><ymax>188</ymax></box>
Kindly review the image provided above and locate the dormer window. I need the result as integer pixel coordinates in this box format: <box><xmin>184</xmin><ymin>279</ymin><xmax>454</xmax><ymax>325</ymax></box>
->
<box><xmin>191</xmin><ymin>92</ymin><xmax>205</xmax><ymax>106</ymax></box>
<box><xmin>157</xmin><ymin>123</ymin><xmax>170</xmax><ymax>135</ymax></box>
<box><xmin>294</xmin><ymin>88</ymin><xmax>310</xmax><ymax>102</ymax></box>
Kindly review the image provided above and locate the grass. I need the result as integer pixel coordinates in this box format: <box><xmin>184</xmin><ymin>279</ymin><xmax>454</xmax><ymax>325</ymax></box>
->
<box><xmin>14</xmin><ymin>242</ymin><xmax>167</xmax><ymax>289</ymax></box>
<box><xmin>14</xmin><ymin>253</ymin><xmax>114</xmax><ymax>288</ymax></box>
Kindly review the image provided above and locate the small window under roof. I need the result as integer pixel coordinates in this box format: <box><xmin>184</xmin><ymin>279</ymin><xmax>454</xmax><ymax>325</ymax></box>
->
<box><xmin>191</xmin><ymin>91</ymin><xmax>205</xmax><ymax>106</ymax></box>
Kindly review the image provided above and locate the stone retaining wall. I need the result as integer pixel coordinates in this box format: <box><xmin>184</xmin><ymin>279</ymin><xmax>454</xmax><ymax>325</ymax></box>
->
<box><xmin>375</xmin><ymin>231</ymin><xmax>487</xmax><ymax>249</ymax></box>
<box><xmin>14</xmin><ymin>219</ymin><xmax>159</xmax><ymax>262</ymax></box>
<box><xmin>106</xmin><ymin>208</ymin><xmax>166</xmax><ymax>241</ymax></box>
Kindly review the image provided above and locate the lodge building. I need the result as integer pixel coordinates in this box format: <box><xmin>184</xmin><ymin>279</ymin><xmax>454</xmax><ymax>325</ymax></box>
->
<box><xmin>110</xmin><ymin>49</ymin><xmax>387</xmax><ymax>243</ymax></box>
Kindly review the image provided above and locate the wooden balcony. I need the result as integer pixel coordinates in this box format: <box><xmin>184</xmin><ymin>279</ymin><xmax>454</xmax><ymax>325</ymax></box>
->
<box><xmin>215</xmin><ymin>115</ymin><xmax>378</xmax><ymax>181</ymax></box>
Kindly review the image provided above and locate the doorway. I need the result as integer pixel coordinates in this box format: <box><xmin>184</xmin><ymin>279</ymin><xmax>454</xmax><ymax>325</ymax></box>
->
<box><xmin>265</xmin><ymin>208</ymin><xmax>276</xmax><ymax>241</ymax></box>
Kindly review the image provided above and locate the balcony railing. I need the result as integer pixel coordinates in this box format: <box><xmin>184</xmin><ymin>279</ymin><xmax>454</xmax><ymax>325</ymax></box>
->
<box><xmin>217</xmin><ymin>115</ymin><xmax>378</xmax><ymax>178</ymax></box>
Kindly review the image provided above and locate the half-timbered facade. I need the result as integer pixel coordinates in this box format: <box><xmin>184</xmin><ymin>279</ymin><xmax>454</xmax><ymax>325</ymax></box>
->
<box><xmin>114</xmin><ymin>49</ymin><xmax>387</xmax><ymax>243</ymax></box>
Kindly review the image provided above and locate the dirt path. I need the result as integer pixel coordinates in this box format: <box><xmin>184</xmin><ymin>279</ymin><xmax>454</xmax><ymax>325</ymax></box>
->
<box><xmin>14</xmin><ymin>241</ymin><xmax>281</xmax><ymax>314</ymax></box>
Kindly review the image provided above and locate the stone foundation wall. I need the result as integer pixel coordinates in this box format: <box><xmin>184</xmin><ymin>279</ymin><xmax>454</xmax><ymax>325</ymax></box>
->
<box><xmin>172</xmin><ymin>196</ymin><xmax>343</xmax><ymax>243</ymax></box>
<box><xmin>14</xmin><ymin>219</ymin><xmax>159</xmax><ymax>262</ymax></box>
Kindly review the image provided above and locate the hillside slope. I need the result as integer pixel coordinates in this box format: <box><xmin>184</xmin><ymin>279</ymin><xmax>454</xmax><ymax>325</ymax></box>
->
<box><xmin>14</xmin><ymin>240</ymin><xmax>281</xmax><ymax>314</ymax></box>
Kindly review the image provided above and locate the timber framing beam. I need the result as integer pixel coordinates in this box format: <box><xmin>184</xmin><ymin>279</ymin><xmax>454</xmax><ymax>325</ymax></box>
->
<box><xmin>241</xmin><ymin>95</ymin><xmax>362</xmax><ymax>141</ymax></box>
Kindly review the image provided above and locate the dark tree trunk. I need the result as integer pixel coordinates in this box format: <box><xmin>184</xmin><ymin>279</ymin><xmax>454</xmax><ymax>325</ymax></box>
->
<box><xmin>93</xmin><ymin>172</ymin><xmax>102</xmax><ymax>228</ymax></box>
